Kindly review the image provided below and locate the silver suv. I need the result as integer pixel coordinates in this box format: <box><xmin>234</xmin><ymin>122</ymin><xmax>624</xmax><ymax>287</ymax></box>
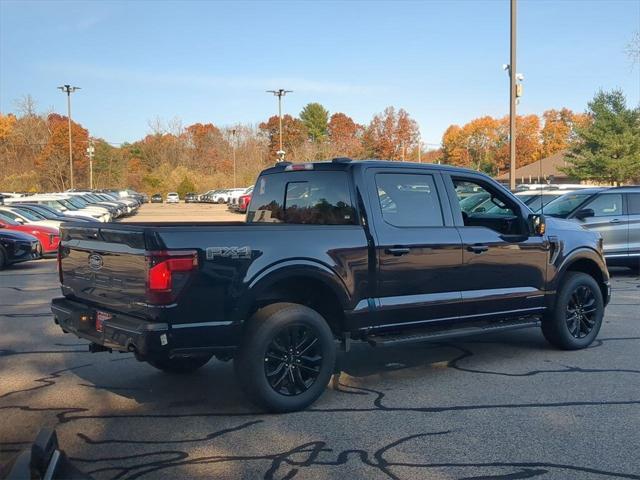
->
<box><xmin>543</xmin><ymin>186</ymin><xmax>640</xmax><ymax>271</ymax></box>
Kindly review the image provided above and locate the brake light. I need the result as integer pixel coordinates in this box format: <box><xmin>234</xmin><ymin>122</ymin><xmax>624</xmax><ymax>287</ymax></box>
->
<box><xmin>284</xmin><ymin>163</ymin><xmax>314</xmax><ymax>171</ymax></box>
<box><xmin>146</xmin><ymin>250</ymin><xmax>198</xmax><ymax>304</ymax></box>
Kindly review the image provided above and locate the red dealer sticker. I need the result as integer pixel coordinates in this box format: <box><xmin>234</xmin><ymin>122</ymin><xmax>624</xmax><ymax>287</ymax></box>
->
<box><xmin>95</xmin><ymin>311</ymin><xmax>112</xmax><ymax>332</ymax></box>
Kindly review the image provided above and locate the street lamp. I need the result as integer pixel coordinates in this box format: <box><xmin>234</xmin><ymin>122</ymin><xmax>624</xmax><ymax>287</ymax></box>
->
<box><xmin>266</xmin><ymin>89</ymin><xmax>292</xmax><ymax>162</ymax></box>
<box><xmin>87</xmin><ymin>140</ymin><xmax>95</xmax><ymax>190</ymax></box>
<box><xmin>231</xmin><ymin>128</ymin><xmax>237</xmax><ymax>188</ymax></box>
<box><xmin>57</xmin><ymin>84</ymin><xmax>81</xmax><ymax>189</ymax></box>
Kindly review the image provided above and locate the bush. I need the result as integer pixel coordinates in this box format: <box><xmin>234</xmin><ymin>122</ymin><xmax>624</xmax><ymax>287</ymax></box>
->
<box><xmin>176</xmin><ymin>176</ymin><xmax>197</xmax><ymax>197</ymax></box>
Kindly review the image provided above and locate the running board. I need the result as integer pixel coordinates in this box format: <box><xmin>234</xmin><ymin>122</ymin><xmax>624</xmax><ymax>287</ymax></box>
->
<box><xmin>365</xmin><ymin>318</ymin><xmax>541</xmax><ymax>347</ymax></box>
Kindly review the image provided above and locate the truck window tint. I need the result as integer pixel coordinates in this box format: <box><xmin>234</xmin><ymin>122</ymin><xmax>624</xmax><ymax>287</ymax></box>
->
<box><xmin>627</xmin><ymin>194</ymin><xmax>640</xmax><ymax>215</ymax></box>
<box><xmin>248</xmin><ymin>171</ymin><xmax>356</xmax><ymax>225</ymax></box>
<box><xmin>584</xmin><ymin>194</ymin><xmax>622</xmax><ymax>217</ymax></box>
<box><xmin>375</xmin><ymin>173</ymin><xmax>443</xmax><ymax>227</ymax></box>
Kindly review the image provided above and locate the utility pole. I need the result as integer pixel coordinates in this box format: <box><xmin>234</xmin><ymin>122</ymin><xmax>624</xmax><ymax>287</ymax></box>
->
<box><xmin>86</xmin><ymin>140</ymin><xmax>95</xmax><ymax>190</ymax></box>
<box><xmin>231</xmin><ymin>128</ymin><xmax>237</xmax><ymax>188</ymax></box>
<box><xmin>57</xmin><ymin>85</ymin><xmax>80</xmax><ymax>189</ymax></box>
<box><xmin>509</xmin><ymin>0</ymin><xmax>517</xmax><ymax>191</ymax></box>
<box><xmin>266</xmin><ymin>89</ymin><xmax>292</xmax><ymax>162</ymax></box>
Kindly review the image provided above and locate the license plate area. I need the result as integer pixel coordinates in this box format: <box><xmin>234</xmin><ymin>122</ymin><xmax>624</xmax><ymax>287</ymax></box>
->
<box><xmin>95</xmin><ymin>310</ymin><xmax>112</xmax><ymax>332</ymax></box>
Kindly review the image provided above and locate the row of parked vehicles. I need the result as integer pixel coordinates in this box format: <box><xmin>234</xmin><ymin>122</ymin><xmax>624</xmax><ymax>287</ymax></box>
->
<box><xmin>0</xmin><ymin>189</ymin><xmax>143</xmax><ymax>270</ymax></box>
<box><xmin>148</xmin><ymin>187</ymin><xmax>255</xmax><ymax>213</ymax></box>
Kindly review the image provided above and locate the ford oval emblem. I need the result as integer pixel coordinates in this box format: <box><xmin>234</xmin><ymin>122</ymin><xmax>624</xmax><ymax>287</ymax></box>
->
<box><xmin>88</xmin><ymin>253</ymin><xmax>103</xmax><ymax>271</ymax></box>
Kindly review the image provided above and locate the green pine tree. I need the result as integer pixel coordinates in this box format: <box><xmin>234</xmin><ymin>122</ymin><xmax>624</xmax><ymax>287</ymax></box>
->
<box><xmin>300</xmin><ymin>103</ymin><xmax>329</xmax><ymax>143</ymax></box>
<box><xmin>562</xmin><ymin>90</ymin><xmax>640</xmax><ymax>184</ymax></box>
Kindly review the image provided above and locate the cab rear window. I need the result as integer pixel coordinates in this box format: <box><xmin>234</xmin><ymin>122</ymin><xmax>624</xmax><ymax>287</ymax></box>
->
<box><xmin>247</xmin><ymin>171</ymin><xmax>356</xmax><ymax>225</ymax></box>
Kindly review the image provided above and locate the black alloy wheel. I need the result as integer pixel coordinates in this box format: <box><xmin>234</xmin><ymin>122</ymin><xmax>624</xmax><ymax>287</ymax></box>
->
<box><xmin>264</xmin><ymin>324</ymin><xmax>322</xmax><ymax>396</ymax></box>
<box><xmin>565</xmin><ymin>285</ymin><xmax>598</xmax><ymax>338</ymax></box>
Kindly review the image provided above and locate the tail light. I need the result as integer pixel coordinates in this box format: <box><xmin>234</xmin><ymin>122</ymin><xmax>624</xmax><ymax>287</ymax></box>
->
<box><xmin>240</xmin><ymin>195</ymin><xmax>252</xmax><ymax>210</ymax></box>
<box><xmin>146</xmin><ymin>250</ymin><xmax>198</xmax><ymax>304</ymax></box>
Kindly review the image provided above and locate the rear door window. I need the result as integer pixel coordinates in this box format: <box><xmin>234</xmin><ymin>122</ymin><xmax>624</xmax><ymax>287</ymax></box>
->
<box><xmin>583</xmin><ymin>194</ymin><xmax>623</xmax><ymax>217</ymax></box>
<box><xmin>247</xmin><ymin>171</ymin><xmax>356</xmax><ymax>225</ymax></box>
<box><xmin>374</xmin><ymin>173</ymin><xmax>444</xmax><ymax>227</ymax></box>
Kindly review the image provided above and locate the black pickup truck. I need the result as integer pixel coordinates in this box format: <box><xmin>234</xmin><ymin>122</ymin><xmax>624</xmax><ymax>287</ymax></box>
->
<box><xmin>52</xmin><ymin>159</ymin><xmax>611</xmax><ymax>412</ymax></box>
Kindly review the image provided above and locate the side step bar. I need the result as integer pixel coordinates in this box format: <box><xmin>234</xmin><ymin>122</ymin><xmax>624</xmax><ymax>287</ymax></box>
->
<box><xmin>365</xmin><ymin>318</ymin><xmax>541</xmax><ymax>347</ymax></box>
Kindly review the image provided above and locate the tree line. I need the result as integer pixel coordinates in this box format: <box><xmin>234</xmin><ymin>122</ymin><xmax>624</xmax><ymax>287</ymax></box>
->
<box><xmin>0</xmin><ymin>89</ymin><xmax>637</xmax><ymax>193</ymax></box>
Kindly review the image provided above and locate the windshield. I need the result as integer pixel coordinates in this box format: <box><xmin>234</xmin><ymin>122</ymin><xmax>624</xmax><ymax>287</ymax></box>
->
<box><xmin>10</xmin><ymin>207</ymin><xmax>44</xmax><ymax>221</ymax></box>
<box><xmin>543</xmin><ymin>193</ymin><xmax>592</xmax><ymax>217</ymax></box>
<box><xmin>56</xmin><ymin>199</ymin><xmax>77</xmax><ymax>210</ymax></box>
<box><xmin>0</xmin><ymin>211</ymin><xmax>20</xmax><ymax>225</ymax></box>
<box><xmin>65</xmin><ymin>197</ymin><xmax>88</xmax><ymax>208</ymax></box>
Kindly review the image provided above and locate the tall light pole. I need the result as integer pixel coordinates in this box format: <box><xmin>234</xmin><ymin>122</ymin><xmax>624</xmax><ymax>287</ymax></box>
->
<box><xmin>57</xmin><ymin>85</ymin><xmax>81</xmax><ymax>189</ymax></box>
<box><xmin>267</xmin><ymin>89</ymin><xmax>292</xmax><ymax>162</ymax></box>
<box><xmin>87</xmin><ymin>140</ymin><xmax>95</xmax><ymax>190</ymax></box>
<box><xmin>231</xmin><ymin>128</ymin><xmax>237</xmax><ymax>188</ymax></box>
<box><xmin>508</xmin><ymin>0</ymin><xmax>517</xmax><ymax>191</ymax></box>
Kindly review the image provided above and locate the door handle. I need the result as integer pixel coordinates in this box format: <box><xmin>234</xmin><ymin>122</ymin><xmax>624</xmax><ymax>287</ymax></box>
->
<box><xmin>467</xmin><ymin>244</ymin><xmax>489</xmax><ymax>254</ymax></box>
<box><xmin>609</xmin><ymin>219</ymin><xmax>621</xmax><ymax>224</ymax></box>
<box><xmin>385</xmin><ymin>247</ymin><xmax>411</xmax><ymax>256</ymax></box>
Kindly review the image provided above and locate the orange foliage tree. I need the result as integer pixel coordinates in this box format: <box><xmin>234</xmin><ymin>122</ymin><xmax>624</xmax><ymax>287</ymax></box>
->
<box><xmin>327</xmin><ymin>113</ymin><xmax>364</xmax><ymax>158</ymax></box>
<box><xmin>36</xmin><ymin>114</ymin><xmax>89</xmax><ymax>190</ymax></box>
<box><xmin>259</xmin><ymin>114</ymin><xmax>307</xmax><ymax>161</ymax></box>
<box><xmin>363</xmin><ymin>107</ymin><xmax>419</xmax><ymax>160</ymax></box>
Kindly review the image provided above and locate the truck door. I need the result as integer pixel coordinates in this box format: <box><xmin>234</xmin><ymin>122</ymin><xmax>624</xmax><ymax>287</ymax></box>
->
<box><xmin>365</xmin><ymin>167</ymin><xmax>463</xmax><ymax>329</ymax></box>
<box><xmin>442</xmin><ymin>173</ymin><xmax>549</xmax><ymax>318</ymax></box>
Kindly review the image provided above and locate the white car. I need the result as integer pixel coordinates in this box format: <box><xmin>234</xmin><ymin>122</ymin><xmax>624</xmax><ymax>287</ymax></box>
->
<box><xmin>166</xmin><ymin>192</ymin><xmax>180</xmax><ymax>204</ymax></box>
<box><xmin>228</xmin><ymin>187</ymin><xmax>251</xmax><ymax>206</ymax></box>
<box><xmin>4</xmin><ymin>195</ymin><xmax>110</xmax><ymax>222</ymax></box>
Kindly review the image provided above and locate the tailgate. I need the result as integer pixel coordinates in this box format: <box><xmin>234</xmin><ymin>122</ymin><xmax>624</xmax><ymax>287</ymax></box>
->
<box><xmin>60</xmin><ymin>224</ymin><xmax>149</xmax><ymax>314</ymax></box>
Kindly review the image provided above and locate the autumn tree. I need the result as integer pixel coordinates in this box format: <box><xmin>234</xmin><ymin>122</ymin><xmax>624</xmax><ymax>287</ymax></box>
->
<box><xmin>562</xmin><ymin>90</ymin><xmax>640</xmax><ymax>184</ymax></box>
<box><xmin>300</xmin><ymin>103</ymin><xmax>329</xmax><ymax>142</ymax></box>
<box><xmin>327</xmin><ymin>113</ymin><xmax>364</xmax><ymax>158</ymax></box>
<box><xmin>35</xmin><ymin>114</ymin><xmax>89</xmax><ymax>190</ymax></box>
<box><xmin>259</xmin><ymin>114</ymin><xmax>307</xmax><ymax>161</ymax></box>
<box><xmin>363</xmin><ymin>107</ymin><xmax>419</xmax><ymax>160</ymax></box>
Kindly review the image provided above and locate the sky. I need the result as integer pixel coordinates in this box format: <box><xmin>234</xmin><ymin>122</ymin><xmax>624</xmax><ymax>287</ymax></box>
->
<box><xmin>1</xmin><ymin>0</ymin><xmax>639</xmax><ymax>148</ymax></box>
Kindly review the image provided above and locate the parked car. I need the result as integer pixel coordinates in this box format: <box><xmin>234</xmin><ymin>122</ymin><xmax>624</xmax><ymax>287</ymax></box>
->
<box><xmin>236</xmin><ymin>193</ymin><xmax>252</xmax><ymax>213</ymax></box>
<box><xmin>0</xmin><ymin>228</ymin><xmax>42</xmax><ymax>270</ymax></box>
<box><xmin>212</xmin><ymin>189</ymin><xmax>235</xmax><ymax>203</ymax></box>
<box><xmin>151</xmin><ymin>193</ymin><xmax>163</xmax><ymax>203</ymax></box>
<box><xmin>6</xmin><ymin>198</ymin><xmax>99</xmax><ymax>222</ymax></box>
<box><xmin>227</xmin><ymin>187</ymin><xmax>251</xmax><ymax>206</ymax></box>
<box><xmin>228</xmin><ymin>186</ymin><xmax>254</xmax><ymax>211</ymax></box>
<box><xmin>184</xmin><ymin>192</ymin><xmax>198</xmax><ymax>203</ymax></box>
<box><xmin>0</xmin><ymin>206</ymin><xmax>62</xmax><ymax>230</ymax></box>
<box><xmin>7</xmin><ymin>203</ymin><xmax>86</xmax><ymax>223</ymax></box>
<box><xmin>515</xmin><ymin>190</ymin><xmax>576</xmax><ymax>212</ymax></box>
<box><xmin>543</xmin><ymin>186</ymin><xmax>640</xmax><ymax>270</ymax></box>
<box><xmin>166</xmin><ymin>192</ymin><xmax>180</xmax><ymax>204</ymax></box>
<box><xmin>0</xmin><ymin>215</ymin><xmax>59</xmax><ymax>256</ymax></box>
<box><xmin>53</xmin><ymin>159</ymin><xmax>610</xmax><ymax>412</ymax></box>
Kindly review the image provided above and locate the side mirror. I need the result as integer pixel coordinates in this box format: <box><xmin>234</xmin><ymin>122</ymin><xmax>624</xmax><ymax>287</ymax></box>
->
<box><xmin>529</xmin><ymin>213</ymin><xmax>546</xmax><ymax>236</ymax></box>
<box><xmin>15</xmin><ymin>217</ymin><xmax>24</xmax><ymax>224</ymax></box>
<box><xmin>574</xmin><ymin>208</ymin><xmax>595</xmax><ymax>220</ymax></box>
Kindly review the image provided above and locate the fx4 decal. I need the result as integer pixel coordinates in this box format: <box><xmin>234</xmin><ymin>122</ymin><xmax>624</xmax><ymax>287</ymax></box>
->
<box><xmin>206</xmin><ymin>246</ymin><xmax>251</xmax><ymax>260</ymax></box>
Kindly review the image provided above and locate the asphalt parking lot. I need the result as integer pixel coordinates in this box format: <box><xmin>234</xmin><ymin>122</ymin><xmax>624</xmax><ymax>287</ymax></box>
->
<box><xmin>121</xmin><ymin>202</ymin><xmax>241</xmax><ymax>222</ymax></box>
<box><xmin>1</xmin><ymin>207</ymin><xmax>639</xmax><ymax>479</ymax></box>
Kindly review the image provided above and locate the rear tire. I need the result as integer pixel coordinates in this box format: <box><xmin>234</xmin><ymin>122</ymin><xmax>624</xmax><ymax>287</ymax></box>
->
<box><xmin>147</xmin><ymin>354</ymin><xmax>213</xmax><ymax>374</ymax></box>
<box><xmin>234</xmin><ymin>302</ymin><xmax>336</xmax><ymax>412</ymax></box>
<box><xmin>542</xmin><ymin>272</ymin><xmax>604</xmax><ymax>350</ymax></box>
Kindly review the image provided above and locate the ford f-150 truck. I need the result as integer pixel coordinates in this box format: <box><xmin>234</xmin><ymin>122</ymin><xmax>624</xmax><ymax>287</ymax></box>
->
<box><xmin>52</xmin><ymin>159</ymin><xmax>611</xmax><ymax>412</ymax></box>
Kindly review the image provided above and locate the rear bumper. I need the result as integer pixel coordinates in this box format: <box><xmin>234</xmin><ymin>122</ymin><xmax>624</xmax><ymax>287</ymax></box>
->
<box><xmin>51</xmin><ymin>297</ymin><xmax>239</xmax><ymax>359</ymax></box>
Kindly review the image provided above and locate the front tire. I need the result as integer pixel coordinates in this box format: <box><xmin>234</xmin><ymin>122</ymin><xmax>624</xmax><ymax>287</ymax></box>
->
<box><xmin>147</xmin><ymin>354</ymin><xmax>213</xmax><ymax>374</ymax></box>
<box><xmin>542</xmin><ymin>272</ymin><xmax>604</xmax><ymax>350</ymax></box>
<box><xmin>234</xmin><ymin>303</ymin><xmax>336</xmax><ymax>412</ymax></box>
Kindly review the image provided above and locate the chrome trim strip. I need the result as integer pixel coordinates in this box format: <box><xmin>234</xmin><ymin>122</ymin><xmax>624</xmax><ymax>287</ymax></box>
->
<box><xmin>172</xmin><ymin>321</ymin><xmax>233</xmax><ymax>329</ymax></box>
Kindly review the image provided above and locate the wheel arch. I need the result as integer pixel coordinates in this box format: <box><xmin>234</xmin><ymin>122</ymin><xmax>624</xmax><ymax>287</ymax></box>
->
<box><xmin>555</xmin><ymin>249</ymin><xmax>609</xmax><ymax>304</ymax></box>
<box><xmin>241</xmin><ymin>261</ymin><xmax>351</xmax><ymax>335</ymax></box>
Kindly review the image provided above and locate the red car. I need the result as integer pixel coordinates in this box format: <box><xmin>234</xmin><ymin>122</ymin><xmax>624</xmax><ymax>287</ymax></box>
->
<box><xmin>0</xmin><ymin>217</ymin><xmax>59</xmax><ymax>256</ymax></box>
<box><xmin>238</xmin><ymin>194</ymin><xmax>252</xmax><ymax>213</ymax></box>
